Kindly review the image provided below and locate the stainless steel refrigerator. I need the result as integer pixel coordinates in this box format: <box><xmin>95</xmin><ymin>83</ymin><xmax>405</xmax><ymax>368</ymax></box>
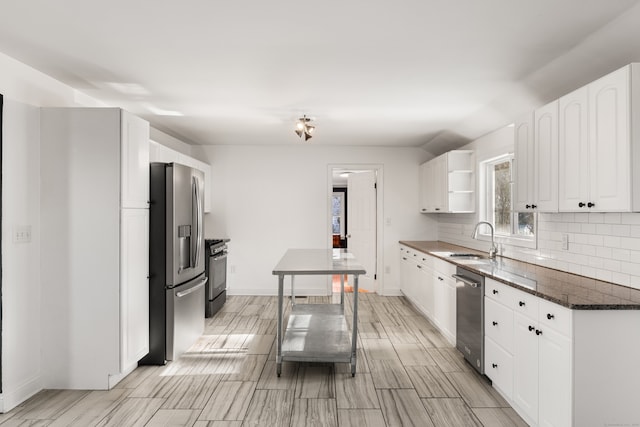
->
<box><xmin>141</xmin><ymin>162</ymin><xmax>206</xmax><ymax>365</ymax></box>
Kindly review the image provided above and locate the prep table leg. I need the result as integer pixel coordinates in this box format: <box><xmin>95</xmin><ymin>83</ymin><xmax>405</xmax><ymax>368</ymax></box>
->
<box><xmin>277</xmin><ymin>274</ymin><xmax>284</xmax><ymax>376</ymax></box>
<box><xmin>291</xmin><ymin>275</ymin><xmax>295</xmax><ymax>306</ymax></box>
<box><xmin>351</xmin><ymin>274</ymin><xmax>359</xmax><ymax>376</ymax></box>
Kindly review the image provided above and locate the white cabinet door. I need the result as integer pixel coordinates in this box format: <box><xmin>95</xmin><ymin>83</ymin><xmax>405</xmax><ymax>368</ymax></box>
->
<box><xmin>514</xmin><ymin>113</ymin><xmax>535</xmax><ymax>212</ymax></box>
<box><xmin>120</xmin><ymin>111</ymin><xmax>150</xmax><ymax>209</ymax></box>
<box><xmin>120</xmin><ymin>208</ymin><xmax>150</xmax><ymax>370</ymax></box>
<box><xmin>417</xmin><ymin>263</ymin><xmax>434</xmax><ymax>319</ymax></box>
<box><xmin>534</xmin><ymin>100</ymin><xmax>559</xmax><ymax>212</ymax></box>
<box><xmin>559</xmin><ymin>86</ymin><xmax>590</xmax><ymax>212</ymax></box>
<box><xmin>433</xmin><ymin>154</ymin><xmax>447</xmax><ymax>212</ymax></box>
<box><xmin>589</xmin><ymin>66</ymin><xmax>631</xmax><ymax>212</ymax></box>
<box><xmin>538</xmin><ymin>326</ymin><xmax>572</xmax><ymax>427</ymax></box>
<box><xmin>513</xmin><ymin>312</ymin><xmax>539</xmax><ymax>425</ymax></box>
<box><xmin>434</xmin><ymin>273</ymin><xmax>456</xmax><ymax>344</ymax></box>
<box><xmin>419</xmin><ymin>162</ymin><xmax>431</xmax><ymax>213</ymax></box>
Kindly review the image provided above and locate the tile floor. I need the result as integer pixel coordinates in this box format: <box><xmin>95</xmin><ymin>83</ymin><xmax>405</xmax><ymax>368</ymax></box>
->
<box><xmin>0</xmin><ymin>293</ymin><xmax>527</xmax><ymax>426</ymax></box>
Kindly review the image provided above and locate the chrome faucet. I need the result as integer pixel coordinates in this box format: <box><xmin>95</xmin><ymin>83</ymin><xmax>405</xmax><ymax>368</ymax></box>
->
<box><xmin>472</xmin><ymin>221</ymin><xmax>498</xmax><ymax>259</ymax></box>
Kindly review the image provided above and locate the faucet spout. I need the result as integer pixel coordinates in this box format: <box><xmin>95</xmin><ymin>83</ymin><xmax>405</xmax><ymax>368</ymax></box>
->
<box><xmin>472</xmin><ymin>221</ymin><xmax>498</xmax><ymax>259</ymax></box>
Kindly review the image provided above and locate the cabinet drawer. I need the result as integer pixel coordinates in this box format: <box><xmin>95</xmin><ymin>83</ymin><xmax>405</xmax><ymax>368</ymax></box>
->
<box><xmin>538</xmin><ymin>299</ymin><xmax>572</xmax><ymax>337</ymax></box>
<box><xmin>485</xmin><ymin>278</ymin><xmax>517</xmax><ymax>307</ymax></box>
<box><xmin>485</xmin><ymin>297</ymin><xmax>514</xmax><ymax>353</ymax></box>
<box><xmin>433</xmin><ymin>257</ymin><xmax>456</xmax><ymax>277</ymax></box>
<box><xmin>485</xmin><ymin>336</ymin><xmax>514</xmax><ymax>399</ymax></box>
<box><xmin>418</xmin><ymin>253</ymin><xmax>434</xmax><ymax>269</ymax></box>
<box><xmin>511</xmin><ymin>288</ymin><xmax>539</xmax><ymax>318</ymax></box>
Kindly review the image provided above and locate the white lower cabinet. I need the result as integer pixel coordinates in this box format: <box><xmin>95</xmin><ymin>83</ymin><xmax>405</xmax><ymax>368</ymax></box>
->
<box><xmin>120</xmin><ymin>209</ymin><xmax>150</xmax><ymax>372</ymax></box>
<box><xmin>398</xmin><ymin>245</ymin><xmax>456</xmax><ymax>345</ymax></box>
<box><xmin>485</xmin><ymin>278</ymin><xmax>572</xmax><ymax>427</ymax></box>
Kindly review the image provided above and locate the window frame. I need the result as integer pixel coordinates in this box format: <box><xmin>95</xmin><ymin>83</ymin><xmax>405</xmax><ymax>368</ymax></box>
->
<box><xmin>478</xmin><ymin>153</ymin><xmax>537</xmax><ymax>250</ymax></box>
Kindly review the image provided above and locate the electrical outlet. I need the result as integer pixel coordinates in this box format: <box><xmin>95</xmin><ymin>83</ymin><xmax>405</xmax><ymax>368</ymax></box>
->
<box><xmin>13</xmin><ymin>225</ymin><xmax>32</xmax><ymax>243</ymax></box>
<box><xmin>561</xmin><ymin>234</ymin><xmax>569</xmax><ymax>250</ymax></box>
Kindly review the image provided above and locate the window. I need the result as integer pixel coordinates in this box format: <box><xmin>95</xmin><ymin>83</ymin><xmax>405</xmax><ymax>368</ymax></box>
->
<box><xmin>481</xmin><ymin>154</ymin><xmax>536</xmax><ymax>247</ymax></box>
<box><xmin>332</xmin><ymin>191</ymin><xmax>345</xmax><ymax>238</ymax></box>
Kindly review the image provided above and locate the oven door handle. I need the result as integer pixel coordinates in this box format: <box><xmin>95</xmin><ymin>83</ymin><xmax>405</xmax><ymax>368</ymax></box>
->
<box><xmin>212</xmin><ymin>253</ymin><xmax>228</xmax><ymax>262</ymax></box>
<box><xmin>452</xmin><ymin>274</ymin><xmax>479</xmax><ymax>288</ymax></box>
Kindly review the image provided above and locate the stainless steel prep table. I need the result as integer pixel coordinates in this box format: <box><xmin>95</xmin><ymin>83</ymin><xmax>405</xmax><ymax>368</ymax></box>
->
<box><xmin>272</xmin><ymin>249</ymin><xmax>366</xmax><ymax>376</ymax></box>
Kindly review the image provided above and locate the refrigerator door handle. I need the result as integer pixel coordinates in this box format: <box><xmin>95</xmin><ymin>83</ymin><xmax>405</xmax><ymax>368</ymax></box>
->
<box><xmin>175</xmin><ymin>276</ymin><xmax>208</xmax><ymax>298</ymax></box>
<box><xmin>191</xmin><ymin>176</ymin><xmax>202</xmax><ymax>269</ymax></box>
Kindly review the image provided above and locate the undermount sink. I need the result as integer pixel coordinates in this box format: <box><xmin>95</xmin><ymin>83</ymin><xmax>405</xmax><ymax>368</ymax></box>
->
<box><xmin>448</xmin><ymin>253</ymin><xmax>484</xmax><ymax>260</ymax></box>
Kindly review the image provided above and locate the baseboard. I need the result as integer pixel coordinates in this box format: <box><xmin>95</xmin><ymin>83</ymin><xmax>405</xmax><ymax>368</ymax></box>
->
<box><xmin>0</xmin><ymin>374</ymin><xmax>42</xmax><ymax>413</ymax></box>
<box><xmin>108</xmin><ymin>362</ymin><xmax>138</xmax><ymax>389</ymax></box>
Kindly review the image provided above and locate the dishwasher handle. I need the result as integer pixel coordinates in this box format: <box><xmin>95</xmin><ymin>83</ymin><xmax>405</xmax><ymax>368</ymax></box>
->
<box><xmin>452</xmin><ymin>274</ymin><xmax>479</xmax><ymax>288</ymax></box>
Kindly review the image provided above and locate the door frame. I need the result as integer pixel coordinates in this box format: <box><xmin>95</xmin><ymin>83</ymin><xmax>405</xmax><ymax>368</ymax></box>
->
<box><xmin>327</xmin><ymin>163</ymin><xmax>384</xmax><ymax>295</ymax></box>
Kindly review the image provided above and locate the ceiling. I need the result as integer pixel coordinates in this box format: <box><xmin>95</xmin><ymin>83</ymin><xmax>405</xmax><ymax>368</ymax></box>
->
<box><xmin>1</xmin><ymin>1</ymin><xmax>640</xmax><ymax>154</ymax></box>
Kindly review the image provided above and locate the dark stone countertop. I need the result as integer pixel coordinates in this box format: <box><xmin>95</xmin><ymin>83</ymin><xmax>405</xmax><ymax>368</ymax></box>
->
<box><xmin>399</xmin><ymin>240</ymin><xmax>640</xmax><ymax>310</ymax></box>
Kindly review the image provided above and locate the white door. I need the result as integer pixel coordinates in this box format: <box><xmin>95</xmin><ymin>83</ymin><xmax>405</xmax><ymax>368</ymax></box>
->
<box><xmin>347</xmin><ymin>171</ymin><xmax>377</xmax><ymax>292</ymax></box>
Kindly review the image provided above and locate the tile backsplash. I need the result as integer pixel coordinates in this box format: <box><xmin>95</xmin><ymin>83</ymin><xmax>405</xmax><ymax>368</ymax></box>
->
<box><xmin>437</xmin><ymin>212</ymin><xmax>640</xmax><ymax>291</ymax></box>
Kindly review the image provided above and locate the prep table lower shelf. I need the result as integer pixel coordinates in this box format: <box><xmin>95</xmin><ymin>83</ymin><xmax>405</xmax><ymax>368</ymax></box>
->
<box><xmin>281</xmin><ymin>304</ymin><xmax>352</xmax><ymax>363</ymax></box>
<box><xmin>272</xmin><ymin>249</ymin><xmax>366</xmax><ymax>377</ymax></box>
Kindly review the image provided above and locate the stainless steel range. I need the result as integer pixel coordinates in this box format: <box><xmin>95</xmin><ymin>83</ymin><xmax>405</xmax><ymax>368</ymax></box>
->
<box><xmin>453</xmin><ymin>266</ymin><xmax>485</xmax><ymax>374</ymax></box>
<box><xmin>205</xmin><ymin>239</ymin><xmax>229</xmax><ymax>317</ymax></box>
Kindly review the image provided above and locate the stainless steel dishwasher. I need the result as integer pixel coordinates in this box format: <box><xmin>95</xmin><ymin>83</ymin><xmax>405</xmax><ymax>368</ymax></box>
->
<box><xmin>452</xmin><ymin>267</ymin><xmax>485</xmax><ymax>374</ymax></box>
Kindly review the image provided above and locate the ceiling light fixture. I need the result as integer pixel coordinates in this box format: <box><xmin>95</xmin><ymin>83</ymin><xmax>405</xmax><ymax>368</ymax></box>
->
<box><xmin>295</xmin><ymin>115</ymin><xmax>315</xmax><ymax>141</ymax></box>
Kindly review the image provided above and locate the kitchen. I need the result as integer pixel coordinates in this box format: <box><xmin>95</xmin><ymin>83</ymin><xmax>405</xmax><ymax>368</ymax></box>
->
<box><xmin>4</xmin><ymin>1</ymin><xmax>640</xmax><ymax>426</ymax></box>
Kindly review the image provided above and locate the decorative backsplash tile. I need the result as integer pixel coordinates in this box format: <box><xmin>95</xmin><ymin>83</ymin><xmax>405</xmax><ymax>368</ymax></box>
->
<box><xmin>437</xmin><ymin>212</ymin><xmax>640</xmax><ymax>291</ymax></box>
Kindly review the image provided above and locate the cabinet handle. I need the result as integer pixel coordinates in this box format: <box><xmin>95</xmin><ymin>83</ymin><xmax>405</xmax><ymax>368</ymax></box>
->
<box><xmin>438</xmin><ymin>277</ymin><xmax>444</xmax><ymax>281</ymax></box>
<box><xmin>492</xmin><ymin>321</ymin><xmax>498</xmax><ymax>326</ymax></box>
<box><xmin>531</xmin><ymin>204</ymin><xmax>537</xmax><ymax>209</ymax></box>
<box><xmin>536</xmin><ymin>329</ymin><xmax>543</xmax><ymax>336</ymax></box>
<box><xmin>588</xmin><ymin>202</ymin><xmax>595</xmax><ymax>208</ymax></box>
<box><xmin>519</xmin><ymin>301</ymin><xmax>525</xmax><ymax>307</ymax></box>
<box><xmin>421</xmin><ymin>209</ymin><xmax>426</xmax><ymax>212</ymax></box>
<box><xmin>547</xmin><ymin>313</ymin><xmax>555</xmax><ymax>320</ymax></box>
<box><xmin>435</xmin><ymin>208</ymin><xmax>441</xmax><ymax>211</ymax></box>
<box><xmin>492</xmin><ymin>289</ymin><xmax>498</xmax><ymax>295</ymax></box>
<box><xmin>492</xmin><ymin>363</ymin><xmax>498</xmax><ymax>368</ymax></box>
<box><xmin>526</xmin><ymin>204</ymin><xmax>531</xmax><ymax>209</ymax></box>
<box><xmin>528</xmin><ymin>325</ymin><xmax>535</xmax><ymax>332</ymax></box>
<box><xmin>578</xmin><ymin>202</ymin><xmax>586</xmax><ymax>208</ymax></box>
<box><xmin>417</xmin><ymin>265</ymin><xmax>422</xmax><ymax>269</ymax></box>
<box><xmin>402</xmin><ymin>257</ymin><xmax>407</xmax><ymax>261</ymax></box>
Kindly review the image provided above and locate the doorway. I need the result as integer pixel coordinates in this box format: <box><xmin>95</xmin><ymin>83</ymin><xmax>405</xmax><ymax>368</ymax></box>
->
<box><xmin>328</xmin><ymin>164</ymin><xmax>383</xmax><ymax>295</ymax></box>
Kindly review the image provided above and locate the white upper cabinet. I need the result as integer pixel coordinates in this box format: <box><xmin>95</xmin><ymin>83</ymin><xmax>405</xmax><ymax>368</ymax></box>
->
<box><xmin>120</xmin><ymin>110</ymin><xmax>150</xmax><ymax>208</ymax></box>
<box><xmin>559</xmin><ymin>86</ymin><xmax>590</xmax><ymax>211</ymax></box>
<box><xmin>514</xmin><ymin>101</ymin><xmax>559</xmax><ymax>213</ymax></box>
<box><xmin>589</xmin><ymin>66</ymin><xmax>632</xmax><ymax>211</ymax></box>
<box><xmin>514</xmin><ymin>113</ymin><xmax>535</xmax><ymax>212</ymax></box>
<box><xmin>419</xmin><ymin>150</ymin><xmax>475</xmax><ymax>213</ymax></box>
<box><xmin>533</xmin><ymin>100</ymin><xmax>559</xmax><ymax>212</ymax></box>
<box><xmin>149</xmin><ymin>140</ymin><xmax>212</xmax><ymax>213</ymax></box>
<box><xmin>559</xmin><ymin>64</ymin><xmax>640</xmax><ymax>212</ymax></box>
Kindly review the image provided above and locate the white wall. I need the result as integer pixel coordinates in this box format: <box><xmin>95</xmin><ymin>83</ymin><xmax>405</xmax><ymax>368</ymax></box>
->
<box><xmin>192</xmin><ymin>144</ymin><xmax>437</xmax><ymax>296</ymax></box>
<box><xmin>1</xmin><ymin>100</ymin><xmax>42</xmax><ymax>411</ymax></box>
<box><xmin>436</xmin><ymin>125</ymin><xmax>640</xmax><ymax>292</ymax></box>
<box><xmin>0</xmin><ymin>51</ymin><xmax>87</xmax><ymax>412</ymax></box>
